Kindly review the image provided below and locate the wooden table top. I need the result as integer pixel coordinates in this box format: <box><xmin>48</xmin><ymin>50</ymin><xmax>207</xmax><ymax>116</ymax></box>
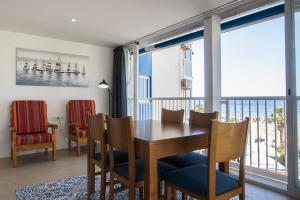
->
<box><xmin>133</xmin><ymin>120</ymin><xmax>208</xmax><ymax>143</ymax></box>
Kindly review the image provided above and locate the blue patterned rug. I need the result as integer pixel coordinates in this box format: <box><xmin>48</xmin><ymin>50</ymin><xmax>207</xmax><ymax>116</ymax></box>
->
<box><xmin>16</xmin><ymin>175</ymin><xmax>252</xmax><ymax>200</ymax></box>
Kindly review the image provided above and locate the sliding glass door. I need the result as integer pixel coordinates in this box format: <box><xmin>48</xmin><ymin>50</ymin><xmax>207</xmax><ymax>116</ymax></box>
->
<box><xmin>294</xmin><ymin>0</ymin><xmax>300</xmax><ymax>188</ymax></box>
<box><xmin>124</xmin><ymin>43</ymin><xmax>139</xmax><ymax>119</ymax></box>
<box><xmin>286</xmin><ymin>0</ymin><xmax>300</xmax><ymax>195</ymax></box>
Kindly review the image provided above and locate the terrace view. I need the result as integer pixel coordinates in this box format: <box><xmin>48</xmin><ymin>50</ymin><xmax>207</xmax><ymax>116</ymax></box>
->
<box><xmin>0</xmin><ymin>0</ymin><xmax>300</xmax><ymax>200</ymax></box>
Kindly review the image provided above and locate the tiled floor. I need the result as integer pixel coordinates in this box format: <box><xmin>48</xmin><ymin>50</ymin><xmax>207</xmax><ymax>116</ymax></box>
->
<box><xmin>0</xmin><ymin>148</ymin><xmax>296</xmax><ymax>200</ymax></box>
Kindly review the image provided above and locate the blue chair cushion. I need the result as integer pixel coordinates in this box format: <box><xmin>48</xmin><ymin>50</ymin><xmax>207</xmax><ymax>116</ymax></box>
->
<box><xmin>114</xmin><ymin>158</ymin><xmax>177</xmax><ymax>182</ymax></box>
<box><xmin>164</xmin><ymin>165</ymin><xmax>240</xmax><ymax>196</ymax></box>
<box><xmin>159</xmin><ymin>152</ymin><xmax>207</xmax><ymax>168</ymax></box>
<box><xmin>93</xmin><ymin>150</ymin><xmax>128</xmax><ymax>166</ymax></box>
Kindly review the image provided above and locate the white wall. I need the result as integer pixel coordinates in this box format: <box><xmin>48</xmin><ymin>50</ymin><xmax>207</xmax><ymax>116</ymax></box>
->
<box><xmin>152</xmin><ymin>46</ymin><xmax>181</xmax><ymax>97</ymax></box>
<box><xmin>0</xmin><ymin>30</ymin><xmax>113</xmax><ymax>158</ymax></box>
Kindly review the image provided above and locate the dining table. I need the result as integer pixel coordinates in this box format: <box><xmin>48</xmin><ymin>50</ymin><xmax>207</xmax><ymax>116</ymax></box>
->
<box><xmin>132</xmin><ymin>120</ymin><xmax>229</xmax><ymax>200</ymax></box>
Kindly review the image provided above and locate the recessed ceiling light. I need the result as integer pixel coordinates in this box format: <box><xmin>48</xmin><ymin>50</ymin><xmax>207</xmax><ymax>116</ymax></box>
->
<box><xmin>71</xmin><ymin>18</ymin><xmax>77</xmax><ymax>22</ymax></box>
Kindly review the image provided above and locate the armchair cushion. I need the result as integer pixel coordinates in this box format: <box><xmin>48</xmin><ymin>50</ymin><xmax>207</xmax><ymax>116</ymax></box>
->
<box><xmin>16</xmin><ymin>132</ymin><xmax>54</xmax><ymax>145</ymax></box>
<box><xmin>68</xmin><ymin>100</ymin><xmax>96</xmax><ymax>129</ymax></box>
<box><xmin>11</xmin><ymin>101</ymin><xmax>48</xmax><ymax>135</ymax></box>
<box><xmin>164</xmin><ymin>164</ymin><xmax>239</xmax><ymax>196</ymax></box>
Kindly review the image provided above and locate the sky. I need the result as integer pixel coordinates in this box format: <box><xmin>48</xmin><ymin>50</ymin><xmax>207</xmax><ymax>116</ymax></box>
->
<box><xmin>296</xmin><ymin>12</ymin><xmax>300</xmax><ymax>96</ymax></box>
<box><xmin>192</xmin><ymin>13</ymin><xmax>300</xmax><ymax>97</ymax></box>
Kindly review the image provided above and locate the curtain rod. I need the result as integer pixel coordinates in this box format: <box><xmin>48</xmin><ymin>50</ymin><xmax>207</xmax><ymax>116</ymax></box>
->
<box><xmin>124</xmin><ymin>0</ymin><xmax>244</xmax><ymax>47</ymax></box>
<box><xmin>125</xmin><ymin>0</ymin><xmax>277</xmax><ymax>47</ymax></box>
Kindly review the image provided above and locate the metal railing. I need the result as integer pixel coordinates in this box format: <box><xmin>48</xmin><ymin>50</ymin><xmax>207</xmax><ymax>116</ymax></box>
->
<box><xmin>221</xmin><ymin>96</ymin><xmax>287</xmax><ymax>182</ymax></box>
<box><xmin>127</xmin><ymin>97</ymin><xmax>204</xmax><ymax>121</ymax></box>
<box><xmin>128</xmin><ymin>96</ymin><xmax>287</xmax><ymax>181</ymax></box>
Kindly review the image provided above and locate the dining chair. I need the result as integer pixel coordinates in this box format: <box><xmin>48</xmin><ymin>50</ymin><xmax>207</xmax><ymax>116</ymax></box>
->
<box><xmin>164</xmin><ymin>118</ymin><xmax>249</xmax><ymax>200</ymax></box>
<box><xmin>161</xmin><ymin>108</ymin><xmax>184</xmax><ymax>123</ymax></box>
<box><xmin>87</xmin><ymin>113</ymin><xmax>128</xmax><ymax>200</ymax></box>
<box><xmin>160</xmin><ymin>111</ymin><xmax>219</xmax><ymax>168</ymax></box>
<box><xmin>106</xmin><ymin>116</ymin><xmax>177</xmax><ymax>200</ymax></box>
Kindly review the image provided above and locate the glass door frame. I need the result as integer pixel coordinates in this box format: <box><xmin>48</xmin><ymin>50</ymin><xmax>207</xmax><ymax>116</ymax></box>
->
<box><xmin>124</xmin><ymin>43</ymin><xmax>140</xmax><ymax>120</ymax></box>
<box><xmin>125</xmin><ymin>1</ymin><xmax>300</xmax><ymax>196</ymax></box>
<box><xmin>285</xmin><ymin>0</ymin><xmax>300</xmax><ymax>196</ymax></box>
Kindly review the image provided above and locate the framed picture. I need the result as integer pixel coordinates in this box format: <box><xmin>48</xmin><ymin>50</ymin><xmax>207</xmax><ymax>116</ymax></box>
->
<box><xmin>16</xmin><ymin>48</ymin><xmax>89</xmax><ymax>87</ymax></box>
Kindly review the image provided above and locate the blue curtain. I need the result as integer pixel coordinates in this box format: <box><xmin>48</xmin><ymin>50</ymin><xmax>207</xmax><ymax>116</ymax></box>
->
<box><xmin>112</xmin><ymin>46</ymin><xmax>127</xmax><ymax>117</ymax></box>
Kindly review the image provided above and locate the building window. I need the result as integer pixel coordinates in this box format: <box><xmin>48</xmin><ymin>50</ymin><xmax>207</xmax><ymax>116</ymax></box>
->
<box><xmin>139</xmin><ymin>75</ymin><xmax>151</xmax><ymax>98</ymax></box>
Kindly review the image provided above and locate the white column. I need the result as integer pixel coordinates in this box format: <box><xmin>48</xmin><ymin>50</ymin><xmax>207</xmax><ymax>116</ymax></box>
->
<box><xmin>204</xmin><ymin>15</ymin><xmax>222</xmax><ymax>113</ymax></box>
<box><xmin>132</xmin><ymin>43</ymin><xmax>139</xmax><ymax>120</ymax></box>
<box><xmin>124</xmin><ymin>42</ymin><xmax>139</xmax><ymax>120</ymax></box>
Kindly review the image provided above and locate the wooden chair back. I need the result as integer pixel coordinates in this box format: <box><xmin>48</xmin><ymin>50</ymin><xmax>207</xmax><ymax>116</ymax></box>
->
<box><xmin>207</xmin><ymin>118</ymin><xmax>249</xmax><ymax>198</ymax></box>
<box><xmin>106</xmin><ymin>116</ymin><xmax>135</xmax><ymax>179</ymax></box>
<box><xmin>87</xmin><ymin>113</ymin><xmax>106</xmax><ymax>160</ymax></box>
<box><xmin>189</xmin><ymin>110</ymin><xmax>219</xmax><ymax>128</ymax></box>
<box><xmin>161</xmin><ymin>108</ymin><xmax>184</xmax><ymax>124</ymax></box>
<box><xmin>210</xmin><ymin>118</ymin><xmax>249</xmax><ymax>162</ymax></box>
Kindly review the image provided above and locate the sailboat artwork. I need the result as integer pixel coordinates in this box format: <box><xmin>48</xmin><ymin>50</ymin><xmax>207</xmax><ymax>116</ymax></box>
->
<box><xmin>16</xmin><ymin>48</ymin><xmax>89</xmax><ymax>87</ymax></box>
<box><xmin>23</xmin><ymin>61</ymin><xmax>29</xmax><ymax>72</ymax></box>
<box><xmin>73</xmin><ymin>62</ymin><xmax>80</xmax><ymax>75</ymax></box>
<box><xmin>82</xmin><ymin>66</ymin><xmax>86</xmax><ymax>75</ymax></box>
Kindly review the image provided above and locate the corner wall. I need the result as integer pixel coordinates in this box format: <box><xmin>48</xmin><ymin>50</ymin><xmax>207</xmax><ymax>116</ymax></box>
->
<box><xmin>0</xmin><ymin>30</ymin><xmax>113</xmax><ymax>158</ymax></box>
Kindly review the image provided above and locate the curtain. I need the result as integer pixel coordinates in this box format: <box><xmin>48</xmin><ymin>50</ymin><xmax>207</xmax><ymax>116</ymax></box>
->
<box><xmin>112</xmin><ymin>46</ymin><xmax>127</xmax><ymax>117</ymax></box>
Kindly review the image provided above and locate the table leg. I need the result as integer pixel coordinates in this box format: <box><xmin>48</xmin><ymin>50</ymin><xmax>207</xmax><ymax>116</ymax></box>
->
<box><xmin>219</xmin><ymin>162</ymin><xmax>229</xmax><ymax>174</ymax></box>
<box><xmin>144</xmin><ymin>144</ymin><xmax>157</xmax><ymax>200</ymax></box>
<box><xmin>87</xmin><ymin>157</ymin><xmax>95</xmax><ymax>199</ymax></box>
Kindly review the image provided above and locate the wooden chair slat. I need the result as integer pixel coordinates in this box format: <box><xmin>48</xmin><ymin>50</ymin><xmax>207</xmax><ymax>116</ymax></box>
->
<box><xmin>161</xmin><ymin>108</ymin><xmax>184</xmax><ymax>124</ymax></box>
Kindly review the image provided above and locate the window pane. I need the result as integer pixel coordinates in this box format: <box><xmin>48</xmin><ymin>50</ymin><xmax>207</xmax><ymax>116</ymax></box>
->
<box><xmin>221</xmin><ymin>17</ymin><xmax>285</xmax><ymax>97</ymax></box>
<box><xmin>126</xmin><ymin>50</ymin><xmax>135</xmax><ymax>116</ymax></box>
<box><xmin>221</xmin><ymin>15</ymin><xmax>287</xmax><ymax>182</ymax></box>
<box><xmin>295</xmin><ymin>6</ymin><xmax>300</xmax><ymax>184</ymax></box>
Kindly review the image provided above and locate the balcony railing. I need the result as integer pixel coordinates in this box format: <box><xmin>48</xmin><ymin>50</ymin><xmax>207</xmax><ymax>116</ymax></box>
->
<box><xmin>221</xmin><ymin>96</ymin><xmax>287</xmax><ymax>183</ymax></box>
<box><xmin>127</xmin><ymin>96</ymin><xmax>287</xmax><ymax>182</ymax></box>
<box><xmin>128</xmin><ymin>97</ymin><xmax>205</xmax><ymax>121</ymax></box>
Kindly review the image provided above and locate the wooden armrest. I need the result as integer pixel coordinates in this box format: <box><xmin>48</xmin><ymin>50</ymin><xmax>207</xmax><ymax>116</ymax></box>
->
<box><xmin>9</xmin><ymin>125</ymin><xmax>17</xmax><ymax>132</ymax></box>
<box><xmin>69</xmin><ymin>123</ymin><xmax>80</xmax><ymax>127</ymax></box>
<box><xmin>10</xmin><ymin>126</ymin><xmax>17</xmax><ymax>144</ymax></box>
<box><xmin>48</xmin><ymin>123</ymin><xmax>58</xmax><ymax>129</ymax></box>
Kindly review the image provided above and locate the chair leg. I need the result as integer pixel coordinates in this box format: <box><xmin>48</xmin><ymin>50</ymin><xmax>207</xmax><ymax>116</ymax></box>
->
<box><xmin>239</xmin><ymin>191</ymin><xmax>245</xmax><ymax>200</ymax></box>
<box><xmin>138</xmin><ymin>187</ymin><xmax>143</xmax><ymax>199</ymax></box>
<box><xmin>52</xmin><ymin>141</ymin><xmax>56</xmax><ymax>161</ymax></box>
<box><xmin>165</xmin><ymin>183</ymin><xmax>173</xmax><ymax>200</ymax></box>
<box><xmin>173</xmin><ymin>188</ymin><xmax>177</xmax><ymax>200</ymax></box>
<box><xmin>87</xmin><ymin>164</ymin><xmax>95</xmax><ymax>200</ymax></box>
<box><xmin>45</xmin><ymin>148</ymin><xmax>48</xmax><ymax>155</ymax></box>
<box><xmin>68</xmin><ymin>135</ymin><xmax>71</xmax><ymax>150</ymax></box>
<box><xmin>12</xmin><ymin>145</ymin><xmax>17</xmax><ymax>168</ymax></box>
<box><xmin>182</xmin><ymin>192</ymin><xmax>187</xmax><ymax>200</ymax></box>
<box><xmin>128</xmin><ymin>184</ymin><xmax>136</xmax><ymax>200</ymax></box>
<box><xmin>76</xmin><ymin>139</ymin><xmax>81</xmax><ymax>156</ymax></box>
<box><xmin>109</xmin><ymin>173</ymin><xmax>114</xmax><ymax>200</ymax></box>
<box><xmin>100</xmin><ymin>169</ymin><xmax>106</xmax><ymax>200</ymax></box>
<box><xmin>10</xmin><ymin>146</ymin><xmax>13</xmax><ymax>160</ymax></box>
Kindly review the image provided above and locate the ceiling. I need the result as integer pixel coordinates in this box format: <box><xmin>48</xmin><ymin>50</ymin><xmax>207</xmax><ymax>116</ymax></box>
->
<box><xmin>0</xmin><ymin>0</ymin><xmax>235</xmax><ymax>47</ymax></box>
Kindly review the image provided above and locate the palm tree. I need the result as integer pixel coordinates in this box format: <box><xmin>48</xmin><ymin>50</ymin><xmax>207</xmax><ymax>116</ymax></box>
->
<box><xmin>194</xmin><ymin>104</ymin><xmax>204</xmax><ymax>112</ymax></box>
<box><xmin>269</xmin><ymin>107</ymin><xmax>285</xmax><ymax>144</ymax></box>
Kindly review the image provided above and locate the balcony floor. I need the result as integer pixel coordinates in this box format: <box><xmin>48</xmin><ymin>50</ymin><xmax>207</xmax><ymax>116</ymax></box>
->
<box><xmin>0</xmin><ymin>148</ymin><xmax>296</xmax><ymax>200</ymax></box>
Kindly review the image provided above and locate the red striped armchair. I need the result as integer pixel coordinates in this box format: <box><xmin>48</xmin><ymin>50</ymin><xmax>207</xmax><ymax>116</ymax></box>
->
<box><xmin>67</xmin><ymin>100</ymin><xmax>96</xmax><ymax>156</ymax></box>
<box><xmin>10</xmin><ymin>100</ymin><xmax>58</xmax><ymax>167</ymax></box>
